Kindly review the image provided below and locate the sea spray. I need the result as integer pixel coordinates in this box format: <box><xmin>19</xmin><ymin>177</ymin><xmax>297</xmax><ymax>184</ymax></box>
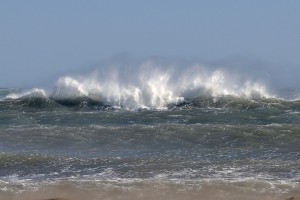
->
<box><xmin>48</xmin><ymin>61</ymin><xmax>272</xmax><ymax>110</ymax></box>
<box><xmin>2</xmin><ymin>60</ymin><xmax>300</xmax><ymax>111</ymax></box>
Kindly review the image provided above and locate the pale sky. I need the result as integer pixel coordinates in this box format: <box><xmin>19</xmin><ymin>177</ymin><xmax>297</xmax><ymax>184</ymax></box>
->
<box><xmin>1</xmin><ymin>0</ymin><xmax>300</xmax><ymax>87</ymax></box>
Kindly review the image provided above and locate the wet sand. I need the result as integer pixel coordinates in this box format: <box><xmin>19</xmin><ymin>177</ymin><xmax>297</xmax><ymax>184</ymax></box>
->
<box><xmin>38</xmin><ymin>197</ymin><xmax>300</xmax><ymax>200</ymax></box>
<box><xmin>286</xmin><ymin>197</ymin><xmax>300</xmax><ymax>200</ymax></box>
<box><xmin>37</xmin><ymin>198</ymin><xmax>300</xmax><ymax>200</ymax></box>
<box><xmin>2</xmin><ymin>183</ymin><xmax>299</xmax><ymax>200</ymax></box>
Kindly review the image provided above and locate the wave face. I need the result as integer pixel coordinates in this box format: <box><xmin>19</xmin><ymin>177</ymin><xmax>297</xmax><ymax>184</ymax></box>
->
<box><xmin>1</xmin><ymin>60</ymin><xmax>300</xmax><ymax>110</ymax></box>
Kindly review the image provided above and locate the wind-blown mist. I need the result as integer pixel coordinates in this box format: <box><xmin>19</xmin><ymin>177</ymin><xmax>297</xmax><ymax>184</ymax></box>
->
<box><xmin>50</xmin><ymin>61</ymin><xmax>269</xmax><ymax>109</ymax></box>
<box><xmin>2</xmin><ymin>59</ymin><xmax>299</xmax><ymax>110</ymax></box>
<box><xmin>49</xmin><ymin>59</ymin><xmax>296</xmax><ymax>110</ymax></box>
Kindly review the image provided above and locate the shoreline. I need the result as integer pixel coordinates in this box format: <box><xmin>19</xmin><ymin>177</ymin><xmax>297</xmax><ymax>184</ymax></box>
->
<box><xmin>2</xmin><ymin>183</ymin><xmax>299</xmax><ymax>200</ymax></box>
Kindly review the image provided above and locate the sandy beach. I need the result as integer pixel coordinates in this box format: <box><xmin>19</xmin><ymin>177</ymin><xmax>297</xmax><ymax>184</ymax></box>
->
<box><xmin>2</xmin><ymin>183</ymin><xmax>300</xmax><ymax>200</ymax></box>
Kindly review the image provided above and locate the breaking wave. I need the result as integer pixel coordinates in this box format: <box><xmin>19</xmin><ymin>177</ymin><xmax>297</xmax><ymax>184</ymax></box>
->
<box><xmin>1</xmin><ymin>61</ymin><xmax>299</xmax><ymax>110</ymax></box>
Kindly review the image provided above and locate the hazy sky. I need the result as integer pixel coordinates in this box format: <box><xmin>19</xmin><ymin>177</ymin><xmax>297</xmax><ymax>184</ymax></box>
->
<box><xmin>1</xmin><ymin>0</ymin><xmax>299</xmax><ymax>87</ymax></box>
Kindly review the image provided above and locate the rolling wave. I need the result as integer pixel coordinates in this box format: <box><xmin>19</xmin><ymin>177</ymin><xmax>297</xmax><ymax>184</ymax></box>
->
<box><xmin>1</xmin><ymin>62</ymin><xmax>299</xmax><ymax>110</ymax></box>
<box><xmin>1</xmin><ymin>88</ymin><xmax>299</xmax><ymax>111</ymax></box>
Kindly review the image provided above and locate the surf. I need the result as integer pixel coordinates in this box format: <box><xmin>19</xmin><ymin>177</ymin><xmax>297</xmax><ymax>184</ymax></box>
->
<box><xmin>1</xmin><ymin>60</ymin><xmax>299</xmax><ymax>111</ymax></box>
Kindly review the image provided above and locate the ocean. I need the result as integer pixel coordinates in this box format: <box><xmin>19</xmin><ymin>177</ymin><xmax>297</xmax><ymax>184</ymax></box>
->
<box><xmin>0</xmin><ymin>66</ymin><xmax>299</xmax><ymax>200</ymax></box>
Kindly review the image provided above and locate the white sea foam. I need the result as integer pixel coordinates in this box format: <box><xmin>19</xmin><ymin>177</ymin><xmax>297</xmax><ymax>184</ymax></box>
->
<box><xmin>50</xmin><ymin>61</ymin><xmax>272</xmax><ymax>110</ymax></box>
<box><xmin>5</xmin><ymin>88</ymin><xmax>47</xmax><ymax>99</ymax></box>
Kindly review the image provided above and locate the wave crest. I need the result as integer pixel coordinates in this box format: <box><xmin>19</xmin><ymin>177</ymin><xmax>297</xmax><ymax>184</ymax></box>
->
<box><xmin>49</xmin><ymin>63</ymin><xmax>271</xmax><ymax>110</ymax></box>
<box><xmin>3</xmin><ymin>61</ymin><xmax>298</xmax><ymax>110</ymax></box>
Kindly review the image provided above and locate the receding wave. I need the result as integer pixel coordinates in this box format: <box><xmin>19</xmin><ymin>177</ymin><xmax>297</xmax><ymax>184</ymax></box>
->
<box><xmin>1</xmin><ymin>61</ymin><xmax>299</xmax><ymax>110</ymax></box>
